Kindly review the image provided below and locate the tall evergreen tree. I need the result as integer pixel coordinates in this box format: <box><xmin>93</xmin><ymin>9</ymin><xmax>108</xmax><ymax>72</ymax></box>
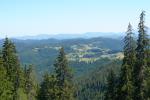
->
<box><xmin>104</xmin><ymin>69</ymin><xmax>116</xmax><ymax>100</ymax></box>
<box><xmin>38</xmin><ymin>47</ymin><xmax>74</xmax><ymax>100</ymax></box>
<box><xmin>133</xmin><ymin>11</ymin><xmax>150</xmax><ymax>100</ymax></box>
<box><xmin>2</xmin><ymin>37</ymin><xmax>19</xmax><ymax>80</ymax></box>
<box><xmin>116</xmin><ymin>23</ymin><xmax>136</xmax><ymax>100</ymax></box>
<box><xmin>38</xmin><ymin>73</ymin><xmax>57</xmax><ymax>100</ymax></box>
<box><xmin>54</xmin><ymin>47</ymin><xmax>74</xmax><ymax>100</ymax></box>
<box><xmin>2</xmin><ymin>37</ymin><xmax>25</xmax><ymax>100</ymax></box>
<box><xmin>0</xmin><ymin>55</ymin><xmax>13</xmax><ymax>99</ymax></box>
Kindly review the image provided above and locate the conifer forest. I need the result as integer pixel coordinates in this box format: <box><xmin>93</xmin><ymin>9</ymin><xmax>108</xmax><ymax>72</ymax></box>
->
<box><xmin>0</xmin><ymin>10</ymin><xmax>150</xmax><ymax>100</ymax></box>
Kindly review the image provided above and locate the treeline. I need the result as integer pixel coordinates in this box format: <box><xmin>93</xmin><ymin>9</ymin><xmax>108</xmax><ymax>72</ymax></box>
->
<box><xmin>0</xmin><ymin>37</ymin><xmax>37</xmax><ymax>100</ymax></box>
<box><xmin>104</xmin><ymin>11</ymin><xmax>150</xmax><ymax>100</ymax></box>
<box><xmin>0</xmin><ymin>37</ymin><xmax>75</xmax><ymax>100</ymax></box>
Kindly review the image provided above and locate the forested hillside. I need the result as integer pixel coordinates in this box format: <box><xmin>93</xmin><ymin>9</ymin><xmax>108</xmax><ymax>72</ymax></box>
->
<box><xmin>0</xmin><ymin>37</ymin><xmax>123</xmax><ymax>78</ymax></box>
<box><xmin>0</xmin><ymin>11</ymin><xmax>149</xmax><ymax>100</ymax></box>
<box><xmin>75</xmin><ymin>61</ymin><xmax>121</xmax><ymax>100</ymax></box>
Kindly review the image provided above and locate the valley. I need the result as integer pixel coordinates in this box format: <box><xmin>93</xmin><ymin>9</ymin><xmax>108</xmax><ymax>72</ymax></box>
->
<box><xmin>5</xmin><ymin>37</ymin><xmax>123</xmax><ymax>77</ymax></box>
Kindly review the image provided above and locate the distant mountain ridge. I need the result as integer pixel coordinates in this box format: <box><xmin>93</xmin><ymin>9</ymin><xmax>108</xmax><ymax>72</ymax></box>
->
<box><xmin>11</xmin><ymin>32</ymin><xmax>125</xmax><ymax>40</ymax></box>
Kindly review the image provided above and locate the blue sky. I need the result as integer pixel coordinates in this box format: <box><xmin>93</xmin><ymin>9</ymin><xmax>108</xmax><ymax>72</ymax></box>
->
<box><xmin>0</xmin><ymin>0</ymin><xmax>150</xmax><ymax>37</ymax></box>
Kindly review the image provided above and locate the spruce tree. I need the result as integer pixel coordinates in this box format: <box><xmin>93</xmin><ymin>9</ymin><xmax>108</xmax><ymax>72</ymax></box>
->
<box><xmin>38</xmin><ymin>73</ymin><xmax>57</xmax><ymax>100</ymax></box>
<box><xmin>104</xmin><ymin>69</ymin><xmax>116</xmax><ymax>100</ymax></box>
<box><xmin>0</xmin><ymin>55</ymin><xmax>13</xmax><ymax>99</ymax></box>
<box><xmin>54</xmin><ymin>47</ymin><xmax>74</xmax><ymax>100</ymax></box>
<box><xmin>133</xmin><ymin>11</ymin><xmax>150</xmax><ymax>100</ymax></box>
<box><xmin>116</xmin><ymin>23</ymin><xmax>136</xmax><ymax>100</ymax></box>
<box><xmin>2</xmin><ymin>37</ymin><xmax>25</xmax><ymax>100</ymax></box>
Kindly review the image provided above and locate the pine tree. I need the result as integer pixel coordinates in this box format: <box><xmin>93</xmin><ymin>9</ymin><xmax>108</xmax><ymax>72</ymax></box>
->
<box><xmin>24</xmin><ymin>65</ymin><xmax>37</xmax><ymax>100</ymax></box>
<box><xmin>38</xmin><ymin>73</ymin><xmax>57</xmax><ymax>100</ymax></box>
<box><xmin>0</xmin><ymin>55</ymin><xmax>13</xmax><ymax>99</ymax></box>
<box><xmin>2</xmin><ymin>37</ymin><xmax>19</xmax><ymax>80</ymax></box>
<box><xmin>104</xmin><ymin>69</ymin><xmax>116</xmax><ymax>100</ymax></box>
<box><xmin>54</xmin><ymin>47</ymin><xmax>74</xmax><ymax>100</ymax></box>
<box><xmin>116</xmin><ymin>23</ymin><xmax>136</xmax><ymax>100</ymax></box>
<box><xmin>133</xmin><ymin>11</ymin><xmax>150</xmax><ymax>100</ymax></box>
<box><xmin>2</xmin><ymin>37</ymin><xmax>25</xmax><ymax>100</ymax></box>
<box><xmin>38</xmin><ymin>47</ymin><xmax>74</xmax><ymax>100</ymax></box>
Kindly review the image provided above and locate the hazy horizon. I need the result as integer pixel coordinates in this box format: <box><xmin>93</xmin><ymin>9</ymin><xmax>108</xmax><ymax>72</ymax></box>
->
<box><xmin>0</xmin><ymin>0</ymin><xmax>150</xmax><ymax>37</ymax></box>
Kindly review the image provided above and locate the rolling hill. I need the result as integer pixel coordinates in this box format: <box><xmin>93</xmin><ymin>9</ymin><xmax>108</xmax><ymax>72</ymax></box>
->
<box><xmin>0</xmin><ymin>37</ymin><xmax>123</xmax><ymax>79</ymax></box>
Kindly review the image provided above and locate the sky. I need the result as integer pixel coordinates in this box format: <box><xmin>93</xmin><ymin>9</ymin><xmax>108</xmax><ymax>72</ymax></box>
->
<box><xmin>0</xmin><ymin>0</ymin><xmax>150</xmax><ymax>37</ymax></box>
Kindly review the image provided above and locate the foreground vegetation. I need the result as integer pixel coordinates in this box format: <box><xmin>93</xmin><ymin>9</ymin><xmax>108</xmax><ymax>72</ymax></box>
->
<box><xmin>104</xmin><ymin>11</ymin><xmax>150</xmax><ymax>100</ymax></box>
<box><xmin>0</xmin><ymin>11</ymin><xmax>149</xmax><ymax>100</ymax></box>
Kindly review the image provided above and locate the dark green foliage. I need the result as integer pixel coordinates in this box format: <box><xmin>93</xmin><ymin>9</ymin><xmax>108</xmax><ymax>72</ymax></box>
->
<box><xmin>71</xmin><ymin>58</ymin><xmax>113</xmax><ymax>76</ymax></box>
<box><xmin>54</xmin><ymin>47</ymin><xmax>74</xmax><ymax>100</ymax></box>
<box><xmin>116</xmin><ymin>23</ymin><xmax>136</xmax><ymax>100</ymax></box>
<box><xmin>38</xmin><ymin>73</ymin><xmax>57</xmax><ymax>100</ymax></box>
<box><xmin>104</xmin><ymin>69</ymin><xmax>116</xmax><ymax>100</ymax></box>
<box><xmin>24</xmin><ymin>65</ymin><xmax>37</xmax><ymax>100</ymax></box>
<box><xmin>0</xmin><ymin>55</ymin><xmax>13</xmax><ymax>99</ymax></box>
<box><xmin>105</xmin><ymin>12</ymin><xmax>150</xmax><ymax>100</ymax></box>
<box><xmin>2</xmin><ymin>37</ymin><xmax>20</xmax><ymax>82</ymax></box>
<box><xmin>0</xmin><ymin>12</ymin><xmax>149</xmax><ymax>100</ymax></box>
<box><xmin>2</xmin><ymin>37</ymin><xmax>27</xmax><ymax>100</ymax></box>
<box><xmin>38</xmin><ymin>47</ymin><xmax>74</xmax><ymax>100</ymax></box>
<box><xmin>2</xmin><ymin>37</ymin><xmax>20</xmax><ymax>100</ymax></box>
<box><xmin>133</xmin><ymin>11</ymin><xmax>150</xmax><ymax>100</ymax></box>
<box><xmin>75</xmin><ymin>61</ymin><xmax>121</xmax><ymax>100</ymax></box>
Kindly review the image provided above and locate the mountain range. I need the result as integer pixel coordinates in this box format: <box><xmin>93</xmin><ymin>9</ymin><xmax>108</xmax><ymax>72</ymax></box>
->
<box><xmin>5</xmin><ymin>32</ymin><xmax>125</xmax><ymax>40</ymax></box>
